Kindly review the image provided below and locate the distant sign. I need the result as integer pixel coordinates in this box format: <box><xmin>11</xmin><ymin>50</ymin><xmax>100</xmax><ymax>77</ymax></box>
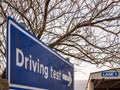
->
<box><xmin>6</xmin><ymin>16</ymin><xmax>74</xmax><ymax>90</ymax></box>
<box><xmin>101</xmin><ymin>71</ymin><xmax>118</xmax><ymax>77</ymax></box>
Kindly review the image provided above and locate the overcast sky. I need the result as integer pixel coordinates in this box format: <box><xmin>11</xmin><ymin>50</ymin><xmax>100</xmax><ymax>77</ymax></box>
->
<box><xmin>75</xmin><ymin>62</ymin><xmax>109</xmax><ymax>80</ymax></box>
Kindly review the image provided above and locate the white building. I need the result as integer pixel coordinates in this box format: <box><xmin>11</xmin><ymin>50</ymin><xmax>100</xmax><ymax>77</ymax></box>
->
<box><xmin>75</xmin><ymin>80</ymin><xmax>87</xmax><ymax>90</ymax></box>
<box><xmin>86</xmin><ymin>68</ymin><xmax>120</xmax><ymax>90</ymax></box>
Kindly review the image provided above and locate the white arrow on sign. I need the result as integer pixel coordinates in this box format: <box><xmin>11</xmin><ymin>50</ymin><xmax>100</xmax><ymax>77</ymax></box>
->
<box><xmin>62</xmin><ymin>71</ymin><xmax>72</xmax><ymax>86</ymax></box>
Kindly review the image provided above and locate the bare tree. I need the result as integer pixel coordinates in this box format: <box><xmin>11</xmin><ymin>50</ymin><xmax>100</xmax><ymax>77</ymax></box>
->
<box><xmin>0</xmin><ymin>0</ymin><xmax>120</xmax><ymax>74</ymax></box>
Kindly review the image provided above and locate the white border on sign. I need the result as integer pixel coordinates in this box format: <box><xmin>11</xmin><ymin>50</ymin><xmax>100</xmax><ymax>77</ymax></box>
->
<box><xmin>8</xmin><ymin>18</ymin><xmax>73</xmax><ymax>89</ymax></box>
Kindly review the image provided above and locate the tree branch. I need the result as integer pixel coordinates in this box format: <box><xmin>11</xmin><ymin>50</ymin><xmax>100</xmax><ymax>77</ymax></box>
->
<box><xmin>37</xmin><ymin>0</ymin><xmax>50</xmax><ymax>38</ymax></box>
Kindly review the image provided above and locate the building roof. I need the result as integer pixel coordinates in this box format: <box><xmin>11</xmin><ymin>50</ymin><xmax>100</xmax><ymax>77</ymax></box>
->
<box><xmin>86</xmin><ymin>68</ymin><xmax>120</xmax><ymax>90</ymax></box>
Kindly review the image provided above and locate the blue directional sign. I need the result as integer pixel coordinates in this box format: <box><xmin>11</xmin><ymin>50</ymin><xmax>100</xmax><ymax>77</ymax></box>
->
<box><xmin>101</xmin><ymin>71</ymin><xmax>118</xmax><ymax>77</ymax></box>
<box><xmin>6</xmin><ymin>16</ymin><xmax>74</xmax><ymax>90</ymax></box>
